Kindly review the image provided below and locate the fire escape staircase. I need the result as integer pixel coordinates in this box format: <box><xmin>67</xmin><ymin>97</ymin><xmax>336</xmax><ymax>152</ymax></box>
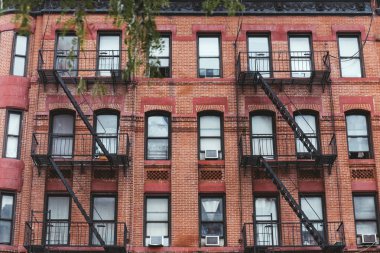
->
<box><xmin>38</xmin><ymin>70</ymin><xmax>126</xmax><ymax>252</ymax></box>
<box><xmin>247</xmin><ymin>72</ymin><xmax>342</xmax><ymax>252</ymax></box>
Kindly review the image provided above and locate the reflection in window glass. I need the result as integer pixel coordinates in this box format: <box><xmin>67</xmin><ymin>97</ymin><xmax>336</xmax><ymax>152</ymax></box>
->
<box><xmin>12</xmin><ymin>34</ymin><xmax>28</xmax><ymax>76</ymax></box>
<box><xmin>198</xmin><ymin>36</ymin><xmax>220</xmax><ymax>78</ymax></box>
<box><xmin>149</xmin><ymin>36</ymin><xmax>171</xmax><ymax>78</ymax></box>
<box><xmin>4</xmin><ymin>111</ymin><xmax>22</xmax><ymax>159</ymax></box>
<box><xmin>251</xmin><ymin>115</ymin><xmax>274</xmax><ymax>158</ymax></box>
<box><xmin>300</xmin><ymin>196</ymin><xmax>324</xmax><ymax>245</ymax></box>
<box><xmin>353</xmin><ymin>196</ymin><xmax>378</xmax><ymax>244</ymax></box>
<box><xmin>145</xmin><ymin>197</ymin><xmax>169</xmax><ymax>246</ymax></box>
<box><xmin>95</xmin><ymin>114</ymin><xmax>118</xmax><ymax>154</ymax></box>
<box><xmin>255</xmin><ymin>197</ymin><xmax>279</xmax><ymax>246</ymax></box>
<box><xmin>92</xmin><ymin>196</ymin><xmax>116</xmax><ymax>245</ymax></box>
<box><xmin>338</xmin><ymin>36</ymin><xmax>363</xmax><ymax>77</ymax></box>
<box><xmin>0</xmin><ymin>193</ymin><xmax>14</xmax><ymax>245</ymax></box>
<box><xmin>248</xmin><ymin>36</ymin><xmax>270</xmax><ymax>77</ymax></box>
<box><xmin>346</xmin><ymin>114</ymin><xmax>370</xmax><ymax>159</ymax></box>
<box><xmin>147</xmin><ymin>115</ymin><xmax>169</xmax><ymax>160</ymax></box>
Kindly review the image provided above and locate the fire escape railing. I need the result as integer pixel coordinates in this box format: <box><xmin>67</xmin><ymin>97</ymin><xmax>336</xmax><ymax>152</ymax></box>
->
<box><xmin>242</xmin><ymin>221</ymin><xmax>345</xmax><ymax>249</ymax></box>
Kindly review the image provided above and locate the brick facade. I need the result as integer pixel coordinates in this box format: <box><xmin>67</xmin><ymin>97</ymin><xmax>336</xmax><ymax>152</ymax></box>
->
<box><xmin>0</xmin><ymin>1</ymin><xmax>380</xmax><ymax>252</ymax></box>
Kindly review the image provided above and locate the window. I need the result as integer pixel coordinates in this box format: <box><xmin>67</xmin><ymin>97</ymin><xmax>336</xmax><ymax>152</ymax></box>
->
<box><xmin>95</xmin><ymin>112</ymin><xmax>119</xmax><ymax>155</ymax></box>
<box><xmin>200</xmin><ymin>196</ymin><xmax>225</xmax><ymax>246</ymax></box>
<box><xmin>289</xmin><ymin>35</ymin><xmax>312</xmax><ymax>78</ymax></box>
<box><xmin>149</xmin><ymin>35</ymin><xmax>171</xmax><ymax>78</ymax></box>
<box><xmin>300</xmin><ymin>196</ymin><xmax>325</xmax><ymax>245</ymax></box>
<box><xmin>3</xmin><ymin>111</ymin><xmax>22</xmax><ymax>159</ymax></box>
<box><xmin>55</xmin><ymin>34</ymin><xmax>79</xmax><ymax>77</ymax></box>
<box><xmin>199</xmin><ymin>114</ymin><xmax>223</xmax><ymax>160</ymax></box>
<box><xmin>294</xmin><ymin>113</ymin><xmax>319</xmax><ymax>156</ymax></box>
<box><xmin>46</xmin><ymin>196</ymin><xmax>70</xmax><ymax>245</ymax></box>
<box><xmin>97</xmin><ymin>34</ymin><xmax>120</xmax><ymax>76</ymax></box>
<box><xmin>338</xmin><ymin>35</ymin><xmax>363</xmax><ymax>77</ymax></box>
<box><xmin>145</xmin><ymin>197</ymin><xmax>170</xmax><ymax>246</ymax></box>
<box><xmin>198</xmin><ymin>35</ymin><xmax>221</xmax><ymax>78</ymax></box>
<box><xmin>251</xmin><ymin>113</ymin><xmax>275</xmax><ymax>159</ymax></box>
<box><xmin>353</xmin><ymin>195</ymin><xmax>378</xmax><ymax>244</ymax></box>
<box><xmin>248</xmin><ymin>35</ymin><xmax>271</xmax><ymax>77</ymax></box>
<box><xmin>0</xmin><ymin>193</ymin><xmax>15</xmax><ymax>245</ymax></box>
<box><xmin>11</xmin><ymin>34</ymin><xmax>28</xmax><ymax>76</ymax></box>
<box><xmin>91</xmin><ymin>196</ymin><xmax>116</xmax><ymax>245</ymax></box>
<box><xmin>254</xmin><ymin>197</ymin><xmax>279</xmax><ymax>246</ymax></box>
<box><xmin>146</xmin><ymin>112</ymin><xmax>170</xmax><ymax>160</ymax></box>
<box><xmin>50</xmin><ymin>112</ymin><xmax>75</xmax><ymax>158</ymax></box>
<box><xmin>346</xmin><ymin>113</ymin><xmax>371</xmax><ymax>159</ymax></box>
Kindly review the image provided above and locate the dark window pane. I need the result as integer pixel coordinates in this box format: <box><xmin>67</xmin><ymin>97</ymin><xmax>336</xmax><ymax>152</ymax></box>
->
<box><xmin>0</xmin><ymin>195</ymin><xmax>14</xmax><ymax>219</ymax></box>
<box><xmin>0</xmin><ymin>220</ymin><xmax>11</xmax><ymax>244</ymax></box>
<box><xmin>53</xmin><ymin>114</ymin><xmax>74</xmax><ymax>134</ymax></box>
<box><xmin>201</xmin><ymin>223</ymin><xmax>223</xmax><ymax>237</ymax></box>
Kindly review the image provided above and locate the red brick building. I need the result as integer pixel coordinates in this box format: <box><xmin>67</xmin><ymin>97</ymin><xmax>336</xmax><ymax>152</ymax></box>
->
<box><xmin>0</xmin><ymin>0</ymin><xmax>379</xmax><ymax>252</ymax></box>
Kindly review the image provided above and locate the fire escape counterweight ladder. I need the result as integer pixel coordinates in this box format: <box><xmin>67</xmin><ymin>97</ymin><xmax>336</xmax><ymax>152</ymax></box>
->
<box><xmin>250</xmin><ymin>72</ymin><xmax>328</xmax><ymax>250</ymax></box>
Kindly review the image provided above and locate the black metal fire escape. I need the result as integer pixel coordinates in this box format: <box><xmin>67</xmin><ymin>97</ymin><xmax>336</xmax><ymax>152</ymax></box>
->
<box><xmin>43</xmin><ymin>70</ymin><xmax>120</xmax><ymax>252</ymax></box>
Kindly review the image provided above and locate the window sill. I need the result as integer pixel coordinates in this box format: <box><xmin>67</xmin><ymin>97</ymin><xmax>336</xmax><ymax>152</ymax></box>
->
<box><xmin>144</xmin><ymin>160</ymin><xmax>171</xmax><ymax>167</ymax></box>
<box><xmin>198</xmin><ymin>160</ymin><xmax>225</xmax><ymax>166</ymax></box>
<box><xmin>348</xmin><ymin>159</ymin><xmax>375</xmax><ymax>166</ymax></box>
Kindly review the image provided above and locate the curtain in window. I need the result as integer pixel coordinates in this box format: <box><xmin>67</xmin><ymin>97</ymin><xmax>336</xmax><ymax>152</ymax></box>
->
<box><xmin>51</xmin><ymin>114</ymin><xmax>74</xmax><ymax>157</ymax></box>
<box><xmin>46</xmin><ymin>197</ymin><xmax>70</xmax><ymax>245</ymax></box>
<box><xmin>96</xmin><ymin>115</ymin><xmax>118</xmax><ymax>154</ymax></box>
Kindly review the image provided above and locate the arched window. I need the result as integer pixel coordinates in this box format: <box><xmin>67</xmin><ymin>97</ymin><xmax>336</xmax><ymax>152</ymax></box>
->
<box><xmin>145</xmin><ymin>111</ymin><xmax>170</xmax><ymax>160</ymax></box>
<box><xmin>198</xmin><ymin>112</ymin><xmax>223</xmax><ymax>160</ymax></box>
<box><xmin>250</xmin><ymin>111</ymin><xmax>275</xmax><ymax>159</ymax></box>
<box><xmin>94</xmin><ymin>110</ymin><xmax>119</xmax><ymax>155</ymax></box>
<box><xmin>345</xmin><ymin>111</ymin><xmax>372</xmax><ymax>159</ymax></box>
<box><xmin>294</xmin><ymin>111</ymin><xmax>319</xmax><ymax>156</ymax></box>
<box><xmin>49</xmin><ymin>110</ymin><xmax>75</xmax><ymax>158</ymax></box>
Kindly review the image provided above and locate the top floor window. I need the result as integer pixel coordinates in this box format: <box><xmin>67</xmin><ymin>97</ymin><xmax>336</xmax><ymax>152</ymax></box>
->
<box><xmin>248</xmin><ymin>35</ymin><xmax>271</xmax><ymax>78</ymax></box>
<box><xmin>346</xmin><ymin>112</ymin><xmax>372</xmax><ymax>159</ymax></box>
<box><xmin>55</xmin><ymin>33</ymin><xmax>79</xmax><ymax>77</ymax></box>
<box><xmin>97</xmin><ymin>33</ymin><xmax>120</xmax><ymax>77</ymax></box>
<box><xmin>146</xmin><ymin>112</ymin><xmax>170</xmax><ymax>160</ymax></box>
<box><xmin>149</xmin><ymin>35</ymin><xmax>171</xmax><ymax>78</ymax></box>
<box><xmin>289</xmin><ymin>35</ymin><xmax>312</xmax><ymax>78</ymax></box>
<box><xmin>11</xmin><ymin>34</ymin><xmax>28</xmax><ymax>76</ymax></box>
<box><xmin>198</xmin><ymin>35</ymin><xmax>221</xmax><ymax>78</ymax></box>
<box><xmin>338</xmin><ymin>35</ymin><xmax>363</xmax><ymax>77</ymax></box>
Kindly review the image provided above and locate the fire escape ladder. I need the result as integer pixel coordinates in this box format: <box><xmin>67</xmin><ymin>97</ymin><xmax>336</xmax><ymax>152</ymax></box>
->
<box><xmin>253</xmin><ymin>72</ymin><xmax>319</xmax><ymax>156</ymax></box>
<box><xmin>41</xmin><ymin>70</ymin><xmax>121</xmax><ymax>251</ymax></box>
<box><xmin>53</xmin><ymin>70</ymin><xmax>115</xmax><ymax>166</ymax></box>
<box><xmin>257</xmin><ymin>156</ymin><xmax>327</xmax><ymax>250</ymax></box>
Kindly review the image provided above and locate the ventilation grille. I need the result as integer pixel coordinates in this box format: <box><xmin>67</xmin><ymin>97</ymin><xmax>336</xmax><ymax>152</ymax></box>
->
<box><xmin>47</xmin><ymin>169</ymin><xmax>72</xmax><ymax>179</ymax></box>
<box><xmin>298</xmin><ymin>169</ymin><xmax>323</xmax><ymax>180</ymax></box>
<box><xmin>93</xmin><ymin>169</ymin><xmax>117</xmax><ymax>180</ymax></box>
<box><xmin>200</xmin><ymin>170</ymin><xmax>224</xmax><ymax>181</ymax></box>
<box><xmin>146</xmin><ymin>170</ymin><xmax>170</xmax><ymax>181</ymax></box>
<box><xmin>351</xmin><ymin>168</ymin><xmax>375</xmax><ymax>180</ymax></box>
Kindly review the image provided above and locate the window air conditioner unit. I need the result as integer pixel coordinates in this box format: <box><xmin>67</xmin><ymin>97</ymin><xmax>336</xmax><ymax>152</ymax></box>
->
<box><xmin>205</xmin><ymin>150</ymin><xmax>218</xmax><ymax>159</ymax></box>
<box><xmin>205</xmin><ymin>236</ymin><xmax>220</xmax><ymax>246</ymax></box>
<box><xmin>149</xmin><ymin>236</ymin><xmax>164</xmax><ymax>247</ymax></box>
<box><xmin>362</xmin><ymin>234</ymin><xmax>377</xmax><ymax>244</ymax></box>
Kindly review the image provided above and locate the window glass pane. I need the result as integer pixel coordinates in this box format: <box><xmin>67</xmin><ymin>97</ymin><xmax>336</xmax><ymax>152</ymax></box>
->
<box><xmin>147</xmin><ymin>139</ymin><xmax>169</xmax><ymax>160</ymax></box>
<box><xmin>295</xmin><ymin>115</ymin><xmax>316</xmax><ymax>134</ymax></box>
<box><xmin>339</xmin><ymin>37</ymin><xmax>360</xmax><ymax>57</ymax></box>
<box><xmin>92</xmin><ymin>222</ymin><xmax>115</xmax><ymax>245</ymax></box>
<box><xmin>13</xmin><ymin>57</ymin><xmax>26</xmax><ymax>76</ymax></box>
<box><xmin>199</xmin><ymin>58</ymin><xmax>220</xmax><ymax>71</ymax></box>
<box><xmin>48</xmin><ymin>197</ymin><xmax>70</xmax><ymax>220</ymax></box>
<box><xmin>199</xmin><ymin>37</ymin><xmax>219</xmax><ymax>57</ymax></box>
<box><xmin>147</xmin><ymin>198</ymin><xmax>168</xmax><ymax>221</ymax></box>
<box><xmin>96</xmin><ymin>115</ymin><xmax>118</xmax><ymax>134</ymax></box>
<box><xmin>289</xmin><ymin>37</ymin><xmax>311</xmax><ymax>53</ymax></box>
<box><xmin>15</xmin><ymin>35</ymin><xmax>28</xmax><ymax>55</ymax></box>
<box><xmin>348</xmin><ymin>137</ymin><xmax>369</xmax><ymax>152</ymax></box>
<box><xmin>341</xmin><ymin>59</ymin><xmax>362</xmax><ymax>77</ymax></box>
<box><xmin>347</xmin><ymin>115</ymin><xmax>368</xmax><ymax>136</ymax></box>
<box><xmin>200</xmin><ymin>116</ymin><xmax>220</xmax><ymax>137</ymax></box>
<box><xmin>5</xmin><ymin>136</ymin><xmax>18</xmax><ymax>158</ymax></box>
<box><xmin>356</xmin><ymin>221</ymin><xmax>378</xmax><ymax>235</ymax></box>
<box><xmin>354</xmin><ymin>196</ymin><xmax>376</xmax><ymax>219</ymax></box>
<box><xmin>252</xmin><ymin>138</ymin><xmax>274</xmax><ymax>157</ymax></box>
<box><xmin>93</xmin><ymin>197</ymin><xmax>115</xmax><ymax>221</ymax></box>
<box><xmin>150</xmin><ymin>37</ymin><xmax>170</xmax><ymax>57</ymax></box>
<box><xmin>57</xmin><ymin>35</ymin><xmax>78</xmax><ymax>51</ymax></box>
<box><xmin>251</xmin><ymin>115</ymin><xmax>273</xmax><ymax>135</ymax></box>
<box><xmin>99</xmin><ymin>35</ymin><xmax>120</xmax><ymax>52</ymax></box>
<box><xmin>46</xmin><ymin>221</ymin><xmax>69</xmax><ymax>245</ymax></box>
<box><xmin>255</xmin><ymin>198</ymin><xmax>277</xmax><ymax>221</ymax></box>
<box><xmin>148</xmin><ymin>116</ymin><xmax>168</xmax><ymax>137</ymax></box>
<box><xmin>7</xmin><ymin>113</ymin><xmax>21</xmax><ymax>136</ymax></box>
<box><xmin>249</xmin><ymin>58</ymin><xmax>270</xmax><ymax>76</ymax></box>
<box><xmin>200</xmin><ymin>138</ymin><xmax>221</xmax><ymax>151</ymax></box>
<box><xmin>201</xmin><ymin>223</ymin><xmax>224</xmax><ymax>236</ymax></box>
<box><xmin>52</xmin><ymin>114</ymin><xmax>74</xmax><ymax>134</ymax></box>
<box><xmin>1</xmin><ymin>195</ymin><xmax>14</xmax><ymax>219</ymax></box>
<box><xmin>248</xmin><ymin>37</ymin><xmax>269</xmax><ymax>52</ymax></box>
<box><xmin>149</xmin><ymin>58</ymin><xmax>169</xmax><ymax>68</ymax></box>
<box><xmin>300</xmin><ymin>197</ymin><xmax>323</xmax><ymax>221</ymax></box>
<box><xmin>201</xmin><ymin>198</ymin><xmax>223</xmax><ymax>222</ymax></box>
<box><xmin>146</xmin><ymin>223</ymin><xmax>168</xmax><ymax>236</ymax></box>
<box><xmin>0</xmin><ymin>220</ymin><xmax>11</xmax><ymax>244</ymax></box>
<box><xmin>256</xmin><ymin>223</ymin><xmax>279</xmax><ymax>246</ymax></box>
